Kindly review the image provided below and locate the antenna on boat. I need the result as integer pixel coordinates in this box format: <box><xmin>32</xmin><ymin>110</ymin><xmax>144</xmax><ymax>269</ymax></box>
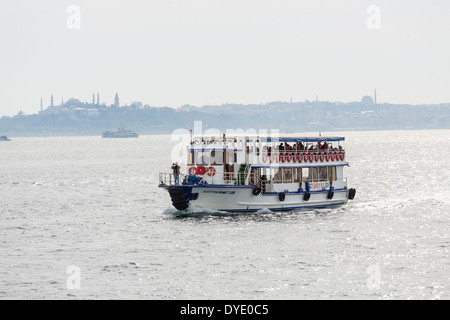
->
<box><xmin>190</xmin><ymin>129</ymin><xmax>193</xmax><ymax>144</ymax></box>
<box><xmin>319</xmin><ymin>132</ymin><xmax>322</xmax><ymax>137</ymax></box>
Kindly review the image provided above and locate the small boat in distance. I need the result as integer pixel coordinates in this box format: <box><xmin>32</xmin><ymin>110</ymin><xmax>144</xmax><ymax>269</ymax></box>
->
<box><xmin>102</xmin><ymin>125</ymin><xmax>138</xmax><ymax>138</ymax></box>
<box><xmin>0</xmin><ymin>135</ymin><xmax>11</xmax><ymax>141</ymax></box>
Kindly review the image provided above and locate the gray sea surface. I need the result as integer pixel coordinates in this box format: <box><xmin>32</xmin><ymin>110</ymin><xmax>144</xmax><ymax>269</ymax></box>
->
<box><xmin>0</xmin><ymin>130</ymin><xmax>449</xmax><ymax>299</ymax></box>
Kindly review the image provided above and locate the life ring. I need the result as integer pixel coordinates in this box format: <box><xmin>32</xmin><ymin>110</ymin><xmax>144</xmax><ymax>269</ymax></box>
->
<box><xmin>297</xmin><ymin>153</ymin><xmax>303</xmax><ymax>163</ymax></box>
<box><xmin>253</xmin><ymin>187</ymin><xmax>261</xmax><ymax>196</ymax></box>
<box><xmin>340</xmin><ymin>151</ymin><xmax>345</xmax><ymax>161</ymax></box>
<box><xmin>331</xmin><ymin>152</ymin><xmax>336</xmax><ymax>161</ymax></box>
<box><xmin>303</xmin><ymin>191</ymin><xmax>311</xmax><ymax>201</ymax></box>
<box><xmin>293</xmin><ymin>153</ymin><xmax>298</xmax><ymax>163</ymax></box>
<box><xmin>326</xmin><ymin>152</ymin><xmax>331</xmax><ymax>162</ymax></box>
<box><xmin>320</xmin><ymin>153</ymin><xmax>325</xmax><ymax>162</ymax></box>
<box><xmin>196</xmin><ymin>165</ymin><xmax>206</xmax><ymax>175</ymax></box>
<box><xmin>188</xmin><ymin>167</ymin><xmax>197</xmax><ymax>175</ymax></box>
<box><xmin>281</xmin><ymin>153</ymin><xmax>287</xmax><ymax>163</ymax></box>
<box><xmin>327</xmin><ymin>190</ymin><xmax>334</xmax><ymax>200</ymax></box>
<box><xmin>314</xmin><ymin>153</ymin><xmax>320</xmax><ymax>162</ymax></box>
<box><xmin>206</xmin><ymin>166</ymin><xmax>216</xmax><ymax>176</ymax></box>
<box><xmin>304</xmin><ymin>153</ymin><xmax>309</xmax><ymax>162</ymax></box>
<box><xmin>262</xmin><ymin>153</ymin><xmax>269</xmax><ymax>163</ymax></box>
<box><xmin>287</xmin><ymin>153</ymin><xmax>293</xmax><ymax>162</ymax></box>
<box><xmin>309</xmin><ymin>153</ymin><xmax>314</xmax><ymax>162</ymax></box>
<box><xmin>270</xmin><ymin>153</ymin><xmax>276</xmax><ymax>163</ymax></box>
<box><xmin>348</xmin><ymin>188</ymin><xmax>356</xmax><ymax>200</ymax></box>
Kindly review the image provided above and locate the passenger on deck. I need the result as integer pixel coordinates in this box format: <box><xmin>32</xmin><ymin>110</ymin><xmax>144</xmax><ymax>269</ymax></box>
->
<box><xmin>171</xmin><ymin>162</ymin><xmax>181</xmax><ymax>185</ymax></box>
<box><xmin>298</xmin><ymin>142</ymin><xmax>304</xmax><ymax>150</ymax></box>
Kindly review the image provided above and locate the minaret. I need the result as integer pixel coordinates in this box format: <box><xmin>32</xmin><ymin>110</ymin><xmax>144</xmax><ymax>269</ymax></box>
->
<box><xmin>61</xmin><ymin>97</ymin><xmax>64</xmax><ymax>106</ymax></box>
<box><xmin>374</xmin><ymin>89</ymin><xmax>377</xmax><ymax>105</ymax></box>
<box><xmin>114</xmin><ymin>92</ymin><xmax>119</xmax><ymax>107</ymax></box>
<box><xmin>51</xmin><ymin>94</ymin><xmax>54</xmax><ymax>107</ymax></box>
<box><xmin>92</xmin><ymin>93</ymin><xmax>95</xmax><ymax>105</ymax></box>
<box><xmin>97</xmin><ymin>92</ymin><xmax>100</xmax><ymax>105</ymax></box>
<box><xmin>40</xmin><ymin>98</ymin><xmax>43</xmax><ymax>111</ymax></box>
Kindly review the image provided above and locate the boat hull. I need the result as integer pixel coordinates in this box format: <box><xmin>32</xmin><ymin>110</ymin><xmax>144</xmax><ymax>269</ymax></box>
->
<box><xmin>160</xmin><ymin>184</ymin><xmax>349</xmax><ymax>212</ymax></box>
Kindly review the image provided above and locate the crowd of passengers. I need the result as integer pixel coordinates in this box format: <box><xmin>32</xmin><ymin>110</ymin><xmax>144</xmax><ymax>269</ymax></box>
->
<box><xmin>263</xmin><ymin>142</ymin><xmax>343</xmax><ymax>155</ymax></box>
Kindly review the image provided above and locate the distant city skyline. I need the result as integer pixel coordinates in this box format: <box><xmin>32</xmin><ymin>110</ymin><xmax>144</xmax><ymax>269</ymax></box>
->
<box><xmin>8</xmin><ymin>88</ymin><xmax>448</xmax><ymax>117</ymax></box>
<box><xmin>1</xmin><ymin>0</ymin><xmax>450</xmax><ymax>116</ymax></box>
<box><xmin>28</xmin><ymin>89</ymin><xmax>386</xmax><ymax>114</ymax></box>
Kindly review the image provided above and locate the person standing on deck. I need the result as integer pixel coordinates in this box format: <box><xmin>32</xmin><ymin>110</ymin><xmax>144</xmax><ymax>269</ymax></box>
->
<box><xmin>171</xmin><ymin>162</ymin><xmax>181</xmax><ymax>185</ymax></box>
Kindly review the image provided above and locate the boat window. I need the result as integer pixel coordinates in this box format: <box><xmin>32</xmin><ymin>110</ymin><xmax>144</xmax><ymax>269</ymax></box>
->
<box><xmin>328</xmin><ymin>166</ymin><xmax>337</xmax><ymax>181</ymax></box>
<box><xmin>225</xmin><ymin>151</ymin><xmax>235</xmax><ymax>164</ymax></box>
<box><xmin>318</xmin><ymin>167</ymin><xmax>328</xmax><ymax>181</ymax></box>
<box><xmin>302</xmin><ymin>168</ymin><xmax>310</xmax><ymax>182</ymax></box>
<box><xmin>273</xmin><ymin>168</ymin><xmax>282</xmax><ymax>183</ymax></box>
<box><xmin>188</xmin><ymin>151</ymin><xmax>195</xmax><ymax>165</ymax></box>
<box><xmin>311</xmin><ymin>167</ymin><xmax>318</xmax><ymax>181</ymax></box>
<box><xmin>266</xmin><ymin>168</ymin><xmax>274</xmax><ymax>183</ymax></box>
<box><xmin>293</xmin><ymin>168</ymin><xmax>302</xmax><ymax>183</ymax></box>
<box><xmin>249</xmin><ymin>167</ymin><xmax>260</xmax><ymax>185</ymax></box>
<box><xmin>282</xmin><ymin>168</ymin><xmax>293</xmax><ymax>183</ymax></box>
<box><xmin>195</xmin><ymin>151</ymin><xmax>210</xmax><ymax>165</ymax></box>
<box><xmin>210</xmin><ymin>150</ymin><xmax>223</xmax><ymax>165</ymax></box>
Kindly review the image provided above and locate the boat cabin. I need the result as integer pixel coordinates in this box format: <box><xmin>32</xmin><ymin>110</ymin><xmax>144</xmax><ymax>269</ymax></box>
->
<box><xmin>179</xmin><ymin>135</ymin><xmax>347</xmax><ymax>194</ymax></box>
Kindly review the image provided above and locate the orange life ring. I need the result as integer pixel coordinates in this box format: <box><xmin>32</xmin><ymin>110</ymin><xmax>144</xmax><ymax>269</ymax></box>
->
<box><xmin>297</xmin><ymin>153</ymin><xmax>303</xmax><ymax>163</ymax></box>
<box><xmin>188</xmin><ymin>166</ymin><xmax>197</xmax><ymax>175</ymax></box>
<box><xmin>293</xmin><ymin>153</ymin><xmax>298</xmax><ymax>163</ymax></box>
<box><xmin>331</xmin><ymin>152</ymin><xmax>336</xmax><ymax>161</ymax></box>
<box><xmin>314</xmin><ymin>153</ymin><xmax>320</xmax><ymax>162</ymax></box>
<box><xmin>281</xmin><ymin>153</ymin><xmax>287</xmax><ymax>163</ymax></box>
<box><xmin>326</xmin><ymin>152</ymin><xmax>331</xmax><ymax>162</ymax></box>
<box><xmin>206</xmin><ymin>166</ymin><xmax>216</xmax><ymax>176</ymax></box>
<box><xmin>196</xmin><ymin>165</ymin><xmax>206</xmax><ymax>175</ymax></box>
<box><xmin>309</xmin><ymin>153</ymin><xmax>314</xmax><ymax>162</ymax></box>
<box><xmin>303</xmin><ymin>153</ymin><xmax>309</xmax><ymax>162</ymax></box>
<box><xmin>320</xmin><ymin>153</ymin><xmax>325</xmax><ymax>162</ymax></box>
<box><xmin>262</xmin><ymin>153</ymin><xmax>269</xmax><ymax>163</ymax></box>
<box><xmin>287</xmin><ymin>153</ymin><xmax>293</xmax><ymax>162</ymax></box>
<box><xmin>340</xmin><ymin>151</ymin><xmax>345</xmax><ymax>161</ymax></box>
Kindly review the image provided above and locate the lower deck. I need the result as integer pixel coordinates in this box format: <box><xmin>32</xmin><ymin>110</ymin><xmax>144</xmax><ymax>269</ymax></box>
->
<box><xmin>160</xmin><ymin>183</ymin><xmax>355</xmax><ymax>212</ymax></box>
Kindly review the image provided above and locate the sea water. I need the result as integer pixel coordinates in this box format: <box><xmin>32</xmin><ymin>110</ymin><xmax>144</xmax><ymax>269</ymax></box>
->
<box><xmin>0</xmin><ymin>130</ymin><xmax>449</xmax><ymax>299</ymax></box>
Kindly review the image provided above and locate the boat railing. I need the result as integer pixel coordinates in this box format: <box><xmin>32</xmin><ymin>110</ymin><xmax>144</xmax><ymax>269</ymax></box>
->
<box><xmin>223</xmin><ymin>172</ymin><xmax>236</xmax><ymax>182</ymax></box>
<box><xmin>159</xmin><ymin>171</ymin><xmax>347</xmax><ymax>190</ymax></box>
<box><xmin>224</xmin><ymin>172</ymin><xmax>257</xmax><ymax>186</ymax></box>
<box><xmin>159</xmin><ymin>172</ymin><xmax>188</xmax><ymax>186</ymax></box>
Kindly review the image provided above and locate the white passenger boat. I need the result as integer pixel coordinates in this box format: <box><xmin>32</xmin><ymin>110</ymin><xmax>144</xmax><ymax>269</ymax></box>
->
<box><xmin>159</xmin><ymin>135</ymin><xmax>356</xmax><ymax>212</ymax></box>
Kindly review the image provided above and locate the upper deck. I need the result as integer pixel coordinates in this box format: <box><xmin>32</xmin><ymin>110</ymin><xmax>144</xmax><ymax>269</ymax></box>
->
<box><xmin>159</xmin><ymin>135</ymin><xmax>349</xmax><ymax>193</ymax></box>
<box><xmin>187</xmin><ymin>135</ymin><xmax>347</xmax><ymax>167</ymax></box>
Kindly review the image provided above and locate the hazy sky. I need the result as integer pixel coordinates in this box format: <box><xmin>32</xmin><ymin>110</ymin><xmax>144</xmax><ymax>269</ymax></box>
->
<box><xmin>1</xmin><ymin>0</ymin><xmax>449</xmax><ymax>116</ymax></box>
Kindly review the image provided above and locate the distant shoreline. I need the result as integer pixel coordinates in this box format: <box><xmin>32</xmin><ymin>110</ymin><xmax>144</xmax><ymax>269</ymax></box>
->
<box><xmin>2</xmin><ymin>100</ymin><xmax>449</xmax><ymax>137</ymax></box>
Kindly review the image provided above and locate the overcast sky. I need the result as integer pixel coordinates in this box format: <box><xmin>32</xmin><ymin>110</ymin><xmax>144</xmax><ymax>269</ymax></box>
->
<box><xmin>0</xmin><ymin>0</ymin><xmax>449</xmax><ymax>116</ymax></box>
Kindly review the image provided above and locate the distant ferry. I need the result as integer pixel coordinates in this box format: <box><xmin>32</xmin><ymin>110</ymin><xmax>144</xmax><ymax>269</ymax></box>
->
<box><xmin>102</xmin><ymin>125</ymin><xmax>138</xmax><ymax>138</ymax></box>
<box><xmin>0</xmin><ymin>135</ymin><xmax>11</xmax><ymax>141</ymax></box>
<box><xmin>159</xmin><ymin>134</ymin><xmax>356</xmax><ymax>212</ymax></box>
